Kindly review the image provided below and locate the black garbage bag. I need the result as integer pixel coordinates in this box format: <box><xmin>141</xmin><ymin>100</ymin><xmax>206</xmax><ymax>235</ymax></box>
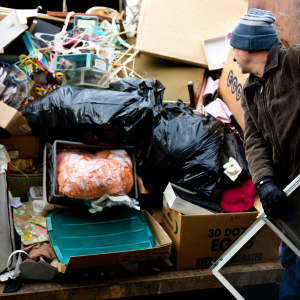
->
<box><xmin>137</xmin><ymin>100</ymin><xmax>224</xmax><ymax>199</ymax></box>
<box><xmin>19</xmin><ymin>78</ymin><xmax>164</xmax><ymax>147</ymax></box>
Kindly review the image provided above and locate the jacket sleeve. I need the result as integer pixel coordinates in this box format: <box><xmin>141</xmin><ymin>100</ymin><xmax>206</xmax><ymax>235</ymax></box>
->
<box><xmin>241</xmin><ymin>91</ymin><xmax>275</xmax><ymax>184</ymax></box>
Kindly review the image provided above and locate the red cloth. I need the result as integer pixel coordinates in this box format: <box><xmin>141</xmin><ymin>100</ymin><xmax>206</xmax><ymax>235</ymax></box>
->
<box><xmin>220</xmin><ymin>179</ymin><xmax>257</xmax><ymax>213</ymax></box>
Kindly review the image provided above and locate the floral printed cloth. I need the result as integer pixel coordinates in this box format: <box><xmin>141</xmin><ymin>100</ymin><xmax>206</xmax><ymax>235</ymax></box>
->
<box><xmin>13</xmin><ymin>202</ymin><xmax>49</xmax><ymax>245</ymax></box>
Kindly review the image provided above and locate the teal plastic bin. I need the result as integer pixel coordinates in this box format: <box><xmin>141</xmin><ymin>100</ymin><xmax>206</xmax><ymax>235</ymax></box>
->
<box><xmin>46</xmin><ymin>206</ymin><xmax>157</xmax><ymax>265</ymax></box>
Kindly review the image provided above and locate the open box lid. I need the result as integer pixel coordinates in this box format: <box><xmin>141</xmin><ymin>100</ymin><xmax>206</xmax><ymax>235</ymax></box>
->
<box><xmin>0</xmin><ymin>102</ymin><xmax>32</xmax><ymax>136</ymax></box>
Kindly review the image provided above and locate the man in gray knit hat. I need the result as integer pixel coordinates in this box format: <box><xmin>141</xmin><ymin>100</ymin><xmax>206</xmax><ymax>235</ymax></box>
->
<box><xmin>230</xmin><ymin>8</ymin><xmax>300</xmax><ymax>300</ymax></box>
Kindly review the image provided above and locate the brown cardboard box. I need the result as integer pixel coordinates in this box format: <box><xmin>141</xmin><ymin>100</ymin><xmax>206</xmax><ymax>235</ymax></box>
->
<box><xmin>137</xmin><ymin>0</ymin><xmax>248</xmax><ymax>67</ymax></box>
<box><xmin>66</xmin><ymin>210</ymin><xmax>172</xmax><ymax>269</ymax></box>
<box><xmin>0</xmin><ymin>102</ymin><xmax>32</xmax><ymax>136</ymax></box>
<box><xmin>15</xmin><ymin>209</ymin><xmax>172</xmax><ymax>280</ymax></box>
<box><xmin>219</xmin><ymin>48</ymin><xmax>249</xmax><ymax>131</ymax></box>
<box><xmin>0</xmin><ymin>135</ymin><xmax>39</xmax><ymax>158</ymax></box>
<box><xmin>162</xmin><ymin>200</ymin><xmax>280</xmax><ymax>270</ymax></box>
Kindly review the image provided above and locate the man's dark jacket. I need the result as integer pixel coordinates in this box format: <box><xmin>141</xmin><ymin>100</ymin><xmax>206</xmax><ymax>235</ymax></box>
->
<box><xmin>241</xmin><ymin>39</ymin><xmax>300</xmax><ymax>187</ymax></box>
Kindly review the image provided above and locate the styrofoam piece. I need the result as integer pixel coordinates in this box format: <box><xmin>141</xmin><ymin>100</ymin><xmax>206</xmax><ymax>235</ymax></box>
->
<box><xmin>203</xmin><ymin>36</ymin><xmax>230</xmax><ymax>71</ymax></box>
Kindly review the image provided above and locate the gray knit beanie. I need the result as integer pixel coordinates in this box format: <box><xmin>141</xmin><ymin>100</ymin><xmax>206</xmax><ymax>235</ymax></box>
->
<box><xmin>230</xmin><ymin>8</ymin><xmax>278</xmax><ymax>51</ymax></box>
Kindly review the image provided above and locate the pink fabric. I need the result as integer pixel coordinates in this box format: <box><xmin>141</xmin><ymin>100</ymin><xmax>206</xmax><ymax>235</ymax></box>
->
<box><xmin>205</xmin><ymin>98</ymin><xmax>232</xmax><ymax>123</ymax></box>
<box><xmin>203</xmin><ymin>76</ymin><xmax>219</xmax><ymax>105</ymax></box>
<box><xmin>220</xmin><ymin>179</ymin><xmax>257</xmax><ymax>213</ymax></box>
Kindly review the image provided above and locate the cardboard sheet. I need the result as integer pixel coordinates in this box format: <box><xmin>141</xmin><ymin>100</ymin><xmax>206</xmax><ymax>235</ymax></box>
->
<box><xmin>134</xmin><ymin>52</ymin><xmax>205</xmax><ymax>104</ymax></box>
<box><xmin>219</xmin><ymin>48</ymin><xmax>249</xmax><ymax>130</ymax></box>
<box><xmin>137</xmin><ymin>0</ymin><xmax>248</xmax><ymax>66</ymax></box>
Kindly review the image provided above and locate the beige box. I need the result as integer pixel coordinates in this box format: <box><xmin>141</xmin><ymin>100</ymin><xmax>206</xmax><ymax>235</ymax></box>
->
<box><xmin>137</xmin><ymin>0</ymin><xmax>248</xmax><ymax>67</ymax></box>
<box><xmin>0</xmin><ymin>102</ymin><xmax>32</xmax><ymax>136</ymax></box>
<box><xmin>162</xmin><ymin>200</ymin><xmax>280</xmax><ymax>270</ymax></box>
<box><xmin>0</xmin><ymin>135</ymin><xmax>39</xmax><ymax>158</ymax></box>
<box><xmin>219</xmin><ymin>48</ymin><xmax>249</xmax><ymax>131</ymax></box>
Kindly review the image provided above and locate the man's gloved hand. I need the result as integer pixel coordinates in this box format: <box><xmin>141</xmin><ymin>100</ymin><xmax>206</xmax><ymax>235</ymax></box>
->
<box><xmin>255</xmin><ymin>177</ymin><xmax>291</xmax><ymax>218</ymax></box>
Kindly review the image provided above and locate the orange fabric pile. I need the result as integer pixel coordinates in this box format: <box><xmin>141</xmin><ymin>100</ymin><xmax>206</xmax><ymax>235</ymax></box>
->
<box><xmin>56</xmin><ymin>149</ymin><xmax>133</xmax><ymax>199</ymax></box>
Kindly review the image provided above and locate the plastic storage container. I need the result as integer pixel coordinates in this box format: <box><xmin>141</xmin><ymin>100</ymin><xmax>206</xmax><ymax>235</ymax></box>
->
<box><xmin>27</xmin><ymin>186</ymin><xmax>48</xmax><ymax>217</ymax></box>
<box><xmin>62</xmin><ymin>67</ymin><xmax>109</xmax><ymax>89</ymax></box>
<box><xmin>74</xmin><ymin>15</ymin><xmax>99</xmax><ymax>30</ymax></box>
<box><xmin>53</xmin><ymin>53</ymin><xmax>108</xmax><ymax>72</ymax></box>
<box><xmin>48</xmin><ymin>140</ymin><xmax>138</xmax><ymax>206</ymax></box>
<box><xmin>47</xmin><ymin>206</ymin><xmax>157</xmax><ymax>265</ymax></box>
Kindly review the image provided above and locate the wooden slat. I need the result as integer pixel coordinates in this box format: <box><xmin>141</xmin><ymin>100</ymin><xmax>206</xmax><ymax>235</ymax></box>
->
<box><xmin>0</xmin><ymin>259</ymin><xmax>283</xmax><ymax>300</ymax></box>
<box><xmin>46</xmin><ymin>11</ymin><xmax>112</xmax><ymax>22</ymax></box>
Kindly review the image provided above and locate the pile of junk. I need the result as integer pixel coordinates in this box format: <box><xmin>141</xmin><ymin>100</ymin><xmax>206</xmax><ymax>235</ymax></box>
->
<box><xmin>0</xmin><ymin>0</ymin><xmax>280</xmax><ymax>291</ymax></box>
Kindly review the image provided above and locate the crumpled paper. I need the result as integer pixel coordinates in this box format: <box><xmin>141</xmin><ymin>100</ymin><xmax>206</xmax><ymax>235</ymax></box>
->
<box><xmin>223</xmin><ymin>157</ymin><xmax>242</xmax><ymax>181</ymax></box>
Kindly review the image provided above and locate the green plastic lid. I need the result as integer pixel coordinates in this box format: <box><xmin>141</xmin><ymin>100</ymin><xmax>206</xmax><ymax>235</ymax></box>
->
<box><xmin>46</xmin><ymin>206</ymin><xmax>157</xmax><ymax>265</ymax></box>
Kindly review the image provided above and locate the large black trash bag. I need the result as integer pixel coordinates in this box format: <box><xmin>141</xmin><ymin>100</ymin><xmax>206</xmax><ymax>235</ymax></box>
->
<box><xmin>19</xmin><ymin>78</ymin><xmax>164</xmax><ymax>146</ymax></box>
<box><xmin>137</xmin><ymin>100</ymin><xmax>224</xmax><ymax>199</ymax></box>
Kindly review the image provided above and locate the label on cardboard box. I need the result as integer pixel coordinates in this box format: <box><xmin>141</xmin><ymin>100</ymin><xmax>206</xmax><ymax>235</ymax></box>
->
<box><xmin>162</xmin><ymin>203</ymin><xmax>280</xmax><ymax>270</ymax></box>
<box><xmin>19</xmin><ymin>124</ymin><xmax>31</xmax><ymax>132</ymax></box>
<box><xmin>219</xmin><ymin>48</ymin><xmax>249</xmax><ymax>131</ymax></box>
<box><xmin>0</xmin><ymin>102</ymin><xmax>32</xmax><ymax>136</ymax></box>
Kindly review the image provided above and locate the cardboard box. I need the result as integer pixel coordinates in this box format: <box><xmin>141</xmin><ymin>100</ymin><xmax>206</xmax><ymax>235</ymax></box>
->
<box><xmin>0</xmin><ymin>102</ymin><xmax>32</xmax><ymax>136</ymax></box>
<box><xmin>219</xmin><ymin>48</ymin><xmax>249</xmax><ymax>131</ymax></box>
<box><xmin>137</xmin><ymin>0</ymin><xmax>248</xmax><ymax>67</ymax></box>
<box><xmin>0</xmin><ymin>135</ymin><xmax>39</xmax><ymax>158</ymax></box>
<box><xmin>162</xmin><ymin>199</ymin><xmax>280</xmax><ymax>270</ymax></box>
<box><xmin>163</xmin><ymin>183</ymin><xmax>214</xmax><ymax>215</ymax></box>
<box><xmin>14</xmin><ymin>209</ymin><xmax>172</xmax><ymax>280</ymax></box>
<box><xmin>64</xmin><ymin>209</ymin><xmax>171</xmax><ymax>269</ymax></box>
<box><xmin>8</xmin><ymin>175</ymin><xmax>43</xmax><ymax>198</ymax></box>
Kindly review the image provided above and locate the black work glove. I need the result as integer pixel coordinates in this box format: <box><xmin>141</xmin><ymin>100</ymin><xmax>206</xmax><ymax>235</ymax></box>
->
<box><xmin>255</xmin><ymin>177</ymin><xmax>291</xmax><ymax>219</ymax></box>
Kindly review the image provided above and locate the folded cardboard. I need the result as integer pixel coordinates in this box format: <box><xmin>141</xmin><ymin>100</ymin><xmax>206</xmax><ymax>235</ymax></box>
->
<box><xmin>137</xmin><ymin>0</ymin><xmax>248</xmax><ymax>67</ymax></box>
<box><xmin>163</xmin><ymin>183</ymin><xmax>214</xmax><ymax>215</ymax></box>
<box><xmin>219</xmin><ymin>48</ymin><xmax>249</xmax><ymax>131</ymax></box>
<box><xmin>0</xmin><ymin>135</ymin><xmax>39</xmax><ymax>158</ymax></box>
<box><xmin>0</xmin><ymin>102</ymin><xmax>32</xmax><ymax>136</ymax></box>
<box><xmin>162</xmin><ymin>199</ymin><xmax>280</xmax><ymax>270</ymax></box>
<box><xmin>133</xmin><ymin>51</ymin><xmax>205</xmax><ymax>103</ymax></box>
